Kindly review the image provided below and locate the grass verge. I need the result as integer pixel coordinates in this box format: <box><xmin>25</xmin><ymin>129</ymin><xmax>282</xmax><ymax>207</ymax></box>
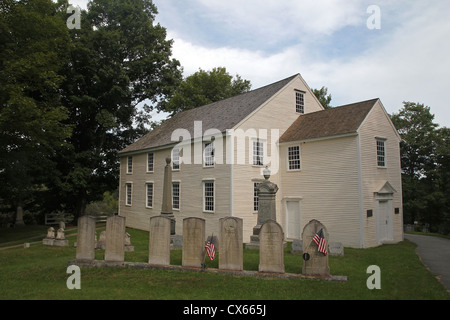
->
<box><xmin>0</xmin><ymin>226</ymin><xmax>449</xmax><ymax>300</ymax></box>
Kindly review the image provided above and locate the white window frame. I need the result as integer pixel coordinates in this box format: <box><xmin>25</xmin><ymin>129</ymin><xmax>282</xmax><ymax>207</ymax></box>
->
<box><xmin>376</xmin><ymin>138</ymin><xmax>387</xmax><ymax>168</ymax></box>
<box><xmin>287</xmin><ymin>145</ymin><xmax>301</xmax><ymax>171</ymax></box>
<box><xmin>147</xmin><ymin>152</ymin><xmax>154</xmax><ymax>173</ymax></box>
<box><xmin>253</xmin><ymin>182</ymin><xmax>261</xmax><ymax>212</ymax></box>
<box><xmin>145</xmin><ymin>182</ymin><xmax>154</xmax><ymax>208</ymax></box>
<box><xmin>172</xmin><ymin>181</ymin><xmax>180</xmax><ymax>210</ymax></box>
<box><xmin>125</xmin><ymin>182</ymin><xmax>132</xmax><ymax>206</ymax></box>
<box><xmin>127</xmin><ymin>156</ymin><xmax>133</xmax><ymax>174</ymax></box>
<box><xmin>252</xmin><ymin>139</ymin><xmax>264</xmax><ymax>166</ymax></box>
<box><xmin>203</xmin><ymin>180</ymin><xmax>215</xmax><ymax>213</ymax></box>
<box><xmin>172</xmin><ymin>148</ymin><xmax>180</xmax><ymax>171</ymax></box>
<box><xmin>295</xmin><ymin>90</ymin><xmax>305</xmax><ymax>114</ymax></box>
<box><xmin>203</xmin><ymin>141</ymin><xmax>215</xmax><ymax>168</ymax></box>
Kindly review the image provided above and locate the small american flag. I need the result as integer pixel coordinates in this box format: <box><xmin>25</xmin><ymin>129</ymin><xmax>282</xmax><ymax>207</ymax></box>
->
<box><xmin>312</xmin><ymin>228</ymin><xmax>328</xmax><ymax>255</ymax></box>
<box><xmin>205</xmin><ymin>240</ymin><xmax>215</xmax><ymax>261</ymax></box>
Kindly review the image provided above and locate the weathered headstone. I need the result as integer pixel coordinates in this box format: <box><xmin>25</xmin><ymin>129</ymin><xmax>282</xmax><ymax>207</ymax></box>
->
<box><xmin>76</xmin><ymin>216</ymin><xmax>96</xmax><ymax>261</ymax></box>
<box><xmin>54</xmin><ymin>227</ymin><xmax>68</xmax><ymax>246</ymax></box>
<box><xmin>96</xmin><ymin>231</ymin><xmax>106</xmax><ymax>249</ymax></box>
<box><xmin>171</xmin><ymin>234</ymin><xmax>183</xmax><ymax>250</ymax></box>
<box><xmin>148</xmin><ymin>216</ymin><xmax>171</xmax><ymax>265</ymax></box>
<box><xmin>259</xmin><ymin>220</ymin><xmax>285</xmax><ymax>273</ymax></box>
<box><xmin>124</xmin><ymin>232</ymin><xmax>134</xmax><ymax>252</ymax></box>
<box><xmin>302</xmin><ymin>219</ymin><xmax>330</xmax><ymax>276</ymax></box>
<box><xmin>219</xmin><ymin>217</ymin><xmax>243</xmax><ymax>271</ymax></box>
<box><xmin>291</xmin><ymin>239</ymin><xmax>303</xmax><ymax>254</ymax></box>
<box><xmin>43</xmin><ymin>227</ymin><xmax>55</xmax><ymax>246</ymax></box>
<box><xmin>105</xmin><ymin>215</ymin><xmax>126</xmax><ymax>262</ymax></box>
<box><xmin>329</xmin><ymin>242</ymin><xmax>344</xmax><ymax>256</ymax></box>
<box><xmin>182</xmin><ymin>217</ymin><xmax>205</xmax><ymax>268</ymax></box>
<box><xmin>247</xmin><ymin>167</ymin><xmax>279</xmax><ymax>249</ymax></box>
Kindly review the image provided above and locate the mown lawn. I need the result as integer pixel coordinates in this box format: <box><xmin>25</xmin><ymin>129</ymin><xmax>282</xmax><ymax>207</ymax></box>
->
<box><xmin>0</xmin><ymin>226</ymin><xmax>449</xmax><ymax>300</ymax></box>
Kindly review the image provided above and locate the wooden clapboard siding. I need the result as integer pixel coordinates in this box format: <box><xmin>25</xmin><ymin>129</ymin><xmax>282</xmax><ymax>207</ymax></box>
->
<box><xmin>119</xmin><ymin>136</ymin><xmax>231</xmax><ymax>236</ymax></box>
<box><xmin>231</xmin><ymin>75</ymin><xmax>324</xmax><ymax>241</ymax></box>
<box><xmin>358</xmin><ymin>100</ymin><xmax>403</xmax><ymax>247</ymax></box>
<box><xmin>280</xmin><ymin>136</ymin><xmax>361</xmax><ymax>247</ymax></box>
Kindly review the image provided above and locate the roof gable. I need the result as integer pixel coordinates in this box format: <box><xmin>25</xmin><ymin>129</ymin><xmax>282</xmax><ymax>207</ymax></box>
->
<box><xmin>119</xmin><ymin>74</ymin><xmax>299</xmax><ymax>154</ymax></box>
<box><xmin>279</xmin><ymin>98</ymin><xmax>379</xmax><ymax>143</ymax></box>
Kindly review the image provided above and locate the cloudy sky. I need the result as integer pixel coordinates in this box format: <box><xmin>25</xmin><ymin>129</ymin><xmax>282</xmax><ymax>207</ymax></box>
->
<box><xmin>71</xmin><ymin>0</ymin><xmax>449</xmax><ymax>127</ymax></box>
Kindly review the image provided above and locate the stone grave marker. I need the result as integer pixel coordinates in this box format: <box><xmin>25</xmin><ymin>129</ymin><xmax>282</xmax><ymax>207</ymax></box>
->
<box><xmin>219</xmin><ymin>217</ymin><xmax>243</xmax><ymax>271</ymax></box>
<box><xmin>76</xmin><ymin>216</ymin><xmax>96</xmax><ymax>261</ymax></box>
<box><xmin>182</xmin><ymin>217</ymin><xmax>205</xmax><ymax>268</ymax></box>
<box><xmin>54</xmin><ymin>227</ymin><xmax>68</xmax><ymax>246</ymax></box>
<box><xmin>105</xmin><ymin>215</ymin><xmax>126</xmax><ymax>262</ymax></box>
<box><xmin>302</xmin><ymin>219</ymin><xmax>330</xmax><ymax>276</ymax></box>
<box><xmin>291</xmin><ymin>239</ymin><xmax>303</xmax><ymax>254</ymax></box>
<box><xmin>259</xmin><ymin>220</ymin><xmax>285</xmax><ymax>273</ymax></box>
<box><xmin>43</xmin><ymin>227</ymin><xmax>55</xmax><ymax>246</ymax></box>
<box><xmin>148</xmin><ymin>216</ymin><xmax>171</xmax><ymax>265</ymax></box>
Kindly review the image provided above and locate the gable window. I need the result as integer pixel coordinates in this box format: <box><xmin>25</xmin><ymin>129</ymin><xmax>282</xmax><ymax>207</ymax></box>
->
<box><xmin>376</xmin><ymin>138</ymin><xmax>386</xmax><ymax>167</ymax></box>
<box><xmin>295</xmin><ymin>91</ymin><xmax>305</xmax><ymax>114</ymax></box>
<box><xmin>125</xmin><ymin>183</ymin><xmax>132</xmax><ymax>206</ymax></box>
<box><xmin>172</xmin><ymin>148</ymin><xmax>180</xmax><ymax>170</ymax></box>
<box><xmin>127</xmin><ymin>156</ymin><xmax>133</xmax><ymax>174</ymax></box>
<box><xmin>253</xmin><ymin>140</ymin><xmax>264</xmax><ymax>166</ymax></box>
<box><xmin>288</xmin><ymin>145</ymin><xmax>301</xmax><ymax>170</ymax></box>
<box><xmin>253</xmin><ymin>182</ymin><xmax>261</xmax><ymax>212</ymax></box>
<box><xmin>147</xmin><ymin>153</ymin><xmax>154</xmax><ymax>172</ymax></box>
<box><xmin>146</xmin><ymin>182</ymin><xmax>153</xmax><ymax>208</ymax></box>
<box><xmin>172</xmin><ymin>182</ymin><xmax>180</xmax><ymax>210</ymax></box>
<box><xmin>203</xmin><ymin>181</ymin><xmax>215</xmax><ymax>212</ymax></box>
<box><xmin>204</xmin><ymin>142</ymin><xmax>214</xmax><ymax>167</ymax></box>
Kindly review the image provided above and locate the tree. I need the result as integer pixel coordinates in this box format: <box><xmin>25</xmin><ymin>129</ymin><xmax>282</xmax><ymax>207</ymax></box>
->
<box><xmin>0</xmin><ymin>0</ymin><xmax>72</xmax><ymax>224</ymax></box>
<box><xmin>48</xmin><ymin>0</ymin><xmax>183</xmax><ymax>220</ymax></box>
<box><xmin>390</xmin><ymin>102</ymin><xmax>448</xmax><ymax>231</ymax></box>
<box><xmin>312</xmin><ymin>86</ymin><xmax>332</xmax><ymax>109</ymax></box>
<box><xmin>164</xmin><ymin>67</ymin><xmax>251</xmax><ymax>115</ymax></box>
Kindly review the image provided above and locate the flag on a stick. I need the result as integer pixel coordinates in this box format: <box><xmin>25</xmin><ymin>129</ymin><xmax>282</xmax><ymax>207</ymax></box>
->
<box><xmin>205</xmin><ymin>238</ymin><xmax>215</xmax><ymax>261</ymax></box>
<box><xmin>312</xmin><ymin>228</ymin><xmax>328</xmax><ymax>255</ymax></box>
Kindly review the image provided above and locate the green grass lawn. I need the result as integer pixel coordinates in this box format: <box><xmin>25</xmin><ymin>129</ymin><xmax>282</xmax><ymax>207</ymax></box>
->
<box><xmin>0</xmin><ymin>226</ymin><xmax>449</xmax><ymax>300</ymax></box>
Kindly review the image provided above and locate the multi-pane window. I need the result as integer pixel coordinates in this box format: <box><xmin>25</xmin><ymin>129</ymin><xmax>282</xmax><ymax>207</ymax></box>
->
<box><xmin>125</xmin><ymin>183</ymin><xmax>132</xmax><ymax>206</ymax></box>
<box><xmin>296</xmin><ymin>91</ymin><xmax>305</xmax><ymax>114</ymax></box>
<box><xmin>204</xmin><ymin>142</ymin><xmax>214</xmax><ymax>167</ymax></box>
<box><xmin>172</xmin><ymin>182</ymin><xmax>180</xmax><ymax>210</ymax></box>
<box><xmin>147</xmin><ymin>153</ymin><xmax>154</xmax><ymax>172</ymax></box>
<box><xmin>288</xmin><ymin>146</ymin><xmax>301</xmax><ymax>170</ymax></box>
<box><xmin>377</xmin><ymin>139</ymin><xmax>386</xmax><ymax>167</ymax></box>
<box><xmin>127</xmin><ymin>156</ymin><xmax>133</xmax><ymax>173</ymax></box>
<box><xmin>203</xmin><ymin>181</ymin><xmax>214</xmax><ymax>212</ymax></box>
<box><xmin>253</xmin><ymin>140</ymin><xmax>264</xmax><ymax>166</ymax></box>
<box><xmin>172</xmin><ymin>148</ymin><xmax>180</xmax><ymax>170</ymax></box>
<box><xmin>253</xmin><ymin>182</ymin><xmax>261</xmax><ymax>212</ymax></box>
<box><xmin>146</xmin><ymin>183</ymin><xmax>153</xmax><ymax>208</ymax></box>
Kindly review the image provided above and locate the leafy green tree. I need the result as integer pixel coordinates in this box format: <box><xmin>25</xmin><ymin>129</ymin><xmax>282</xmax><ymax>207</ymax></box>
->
<box><xmin>312</xmin><ymin>86</ymin><xmax>332</xmax><ymax>109</ymax></box>
<box><xmin>48</xmin><ymin>0</ymin><xmax>182</xmax><ymax>219</ymax></box>
<box><xmin>390</xmin><ymin>102</ymin><xmax>448</xmax><ymax>231</ymax></box>
<box><xmin>165</xmin><ymin>67</ymin><xmax>251</xmax><ymax>115</ymax></box>
<box><xmin>0</xmin><ymin>0</ymin><xmax>72</xmax><ymax>224</ymax></box>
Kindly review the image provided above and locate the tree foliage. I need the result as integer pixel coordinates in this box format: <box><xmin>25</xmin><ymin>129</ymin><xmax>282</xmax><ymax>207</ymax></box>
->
<box><xmin>391</xmin><ymin>102</ymin><xmax>449</xmax><ymax>233</ymax></box>
<box><xmin>0</xmin><ymin>0</ymin><xmax>182</xmax><ymax>223</ymax></box>
<box><xmin>312</xmin><ymin>86</ymin><xmax>332</xmax><ymax>109</ymax></box>
<box><xmin>164</xmin><ymin>67</ymin><xmax>251</xmax><ymax>115</ymax></box>
<box><xmin>0</xmin><ymin>0</ymin><xmax>73</xmax><ymax>223</ymax></box>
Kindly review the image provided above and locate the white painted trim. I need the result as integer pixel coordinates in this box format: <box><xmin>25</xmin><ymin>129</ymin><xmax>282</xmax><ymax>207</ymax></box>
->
<box><xmin>356</xmin><ymin>135</ymin><xmax>365</xmax><ymax>248</ymax></box>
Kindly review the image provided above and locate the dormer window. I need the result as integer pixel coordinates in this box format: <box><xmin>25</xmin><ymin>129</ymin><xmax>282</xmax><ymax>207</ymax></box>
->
<box><xmin>295</xmin><ymin>90</ymin><xmax>305</xmax><ymax>114</ymax></box>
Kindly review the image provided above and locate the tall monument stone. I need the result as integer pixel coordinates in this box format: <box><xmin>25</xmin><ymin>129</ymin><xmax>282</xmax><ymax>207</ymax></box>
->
<box><xmin>246</xmin><ymin>167</ymin><xmax>279</xmax><ymax>249</ymax></box>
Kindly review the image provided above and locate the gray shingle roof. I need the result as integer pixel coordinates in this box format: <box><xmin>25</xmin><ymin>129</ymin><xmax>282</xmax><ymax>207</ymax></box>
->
<box><xmin>279</xmin><ymin>98</ymin><xmax>379</xmax><ymax>143</ymax></box>
<box><xmin>119</xmin><ymin>74</ymin><xmax>299</xmax><ymax>154</ymax></box>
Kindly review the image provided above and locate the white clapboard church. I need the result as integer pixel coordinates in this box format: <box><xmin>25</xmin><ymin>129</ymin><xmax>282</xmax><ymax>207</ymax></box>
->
<box><xmin>118</xmin><ymin>73</ymin><xmax>403</xmax><ymax>248</ymax></box>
